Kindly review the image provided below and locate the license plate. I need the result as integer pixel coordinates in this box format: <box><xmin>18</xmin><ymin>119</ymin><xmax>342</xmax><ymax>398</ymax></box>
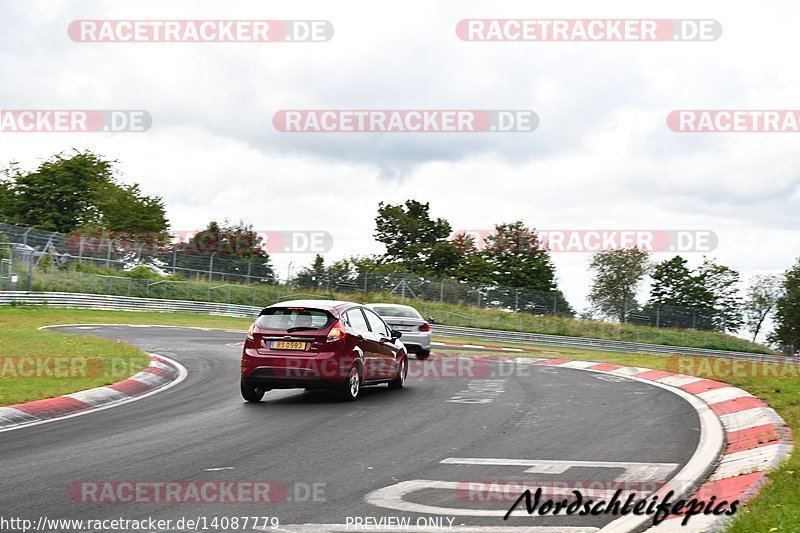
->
<box><xmin>270</xmin><ymin>341</ymin><xmax>307</xmax><ymax>351</ymax></box>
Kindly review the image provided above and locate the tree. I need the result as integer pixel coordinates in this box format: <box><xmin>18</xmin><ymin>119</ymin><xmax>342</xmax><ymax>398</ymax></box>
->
<box><xmin>588</xmin><ymin>247</ymin><xmax>651</xmax><ymax>322</ymax></box>
<box><xmin>649</xmin><ymin>256</ymin><xmax>712</xmax><ymax>308</ymax></box>
<box><xmin>374</xmin><ymin>200</ymin><xmax>452</xmax><ymax>273</ymax></box>
<box><xmin>482</xmin><ymin>221</ymin><xmax>557</xmax><ymax>290</ymax></box>
<box><xmin>293</xmin><ymin>254</ymin><xmax>326</xmax><ymax>289</ymax></box>
<box><xmin>0</xmin><ymin>167</ymin><xmax>15</xmax><ymax>219</ymax></box>
<box><xmin>646</xmin><ymin>255</ymin><xmax>715</xmax><ymax>329</ymax></box>
<box><xmin>696</xmin><ymin>258</ymin><xmax>743</xmax><ymax>332</ymax></box>
<box><xmin>450</xmin><ymin>232</ymin><xmax>493</xmax><ymax>283</ymax></box>
<box><xmin>3</xmin><ymin>150</ymin><xmax>168</xmax><ymax>234</ymax></box>
<box><xmin>771</xmin><ymin>259</ymin><xmax>800</xmax><ymax>353</ymax></box>
<box><xmin>326</xmin><ymin>258</ymin><xmax>359</xmax><ymax>290</ymax></box>
<box><xmin>479</xmin><ymin>221</ymin><xmax>571</xmax><ymax>315</ymax></box>
<box><xmin>167</xmin><ymin>220</ymin><xmax>275</xmax><ymax>283</ymax></box>
<box><xmin>96</xmin><ymin>183</ymin><xmax>168</xmax><ymax>232</ymax></box>
<box><xmin>742</xmin><ymin>274</ymin><xmax>783</xmax><ymax>342</ymax></box>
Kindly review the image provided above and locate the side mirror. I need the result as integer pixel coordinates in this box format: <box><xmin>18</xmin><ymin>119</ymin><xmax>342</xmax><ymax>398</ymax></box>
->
<box><xmin>390</xmin><ymin>329</ymin><xmax>402</xmax><ymax>340</ymax></box>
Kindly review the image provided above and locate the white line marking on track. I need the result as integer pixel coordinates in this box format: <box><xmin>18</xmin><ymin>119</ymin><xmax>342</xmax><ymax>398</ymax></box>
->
<box><xmin>440</xmin><ymin>458</ymin><xmax>678</xmax><ymax>481</ymax></box>
<box><xmin>366</xmin><ymin>480</ymin><xmax>523</xmax><ymax>516</ymax></box>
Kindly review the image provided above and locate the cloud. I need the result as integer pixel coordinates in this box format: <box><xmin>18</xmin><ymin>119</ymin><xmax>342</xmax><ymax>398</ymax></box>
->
<box><xmin>1</xmin><ymin>0</ymin><xmax>798</xmax><ymax>314</ymax></box>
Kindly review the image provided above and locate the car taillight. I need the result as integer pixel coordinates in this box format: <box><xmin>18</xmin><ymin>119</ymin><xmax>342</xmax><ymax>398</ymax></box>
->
<box><xmin>246</xmin><ymin>322</ymin><xmax>256</xmax><ymax>340</ymax></box>
<box><xmin>418</xmin><ymin>323</ymin><xmax>431</xmax><ymax>332</ymax></box>
<box><xmin>326</xmin><ymin>321</ymin><xmax>346</xmax><ymax>343</ymax></box>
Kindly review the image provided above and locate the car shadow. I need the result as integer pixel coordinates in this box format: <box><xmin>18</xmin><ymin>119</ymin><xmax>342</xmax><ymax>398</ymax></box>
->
<box><xmin>245</xmin><ymin>385</ymin><xmax>400</xmax><ymax>406</ymax></box>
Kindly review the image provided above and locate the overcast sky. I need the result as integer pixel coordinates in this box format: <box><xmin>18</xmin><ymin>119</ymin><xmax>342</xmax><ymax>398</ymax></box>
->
<box><xmin>1</xmin><ymin>0</ymin><xmax>799</xmax><ymax>318</ymax></box>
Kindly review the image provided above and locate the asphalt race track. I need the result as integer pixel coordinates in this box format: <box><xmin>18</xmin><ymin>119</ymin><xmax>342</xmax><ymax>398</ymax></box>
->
<box><xmin>0</xmin><ymin>326</ymin><xmax>703</xmax><ymax>533</ymax></box>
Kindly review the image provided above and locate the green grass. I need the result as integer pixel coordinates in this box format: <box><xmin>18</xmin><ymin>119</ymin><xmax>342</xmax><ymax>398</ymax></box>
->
<box><xmin>0</xmin><ymin>307</ymin><xmax>252</xmax><ymax>406</ymax></box>
<box><xmin>435</xmin><ymin>340</ymin><xmax>798</xmax><ymax>532</ymax></box>
<box><xmin>26</xmin><ymin>266</ymin><xmax>773</xmax><ymax>354</ymax></box>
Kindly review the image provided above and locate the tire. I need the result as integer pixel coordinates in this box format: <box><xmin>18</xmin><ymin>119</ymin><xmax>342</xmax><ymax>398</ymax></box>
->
<box><xmin>339</xmin><ymin>365</ymin><xmax>361</xmax><ymax>401</ymax></box>
<box><xmin>241</xmin><ymin>378</ymin><xmax>267</xmax><ymax>402</ymax></box>
<box><xmin>416</xmin><ymin>349</ymin><xmax>431</xmax><ymax>360</ymax></box>
<box><xmin>388</xmin><ymin>356</ymin><xmax>407</xmax><ymax>390</ymax></box>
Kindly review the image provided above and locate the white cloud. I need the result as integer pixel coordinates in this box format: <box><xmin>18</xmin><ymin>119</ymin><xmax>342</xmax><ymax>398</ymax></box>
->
<box><xmin>1</xmin><ymin>0</ymin><xmax>798</xmax><ymax>315</ymax></box>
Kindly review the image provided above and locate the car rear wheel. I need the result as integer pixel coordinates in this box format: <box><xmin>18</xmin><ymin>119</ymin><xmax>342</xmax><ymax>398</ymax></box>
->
<box><xmin>388</xmin><ymin>356</ymin><xmax>407</xmax><ymax>390</ymax></box>
<box><xmin>416</xmin><ymin>349</ymin><xmax>430</xmax><ymax>360</ymax></box>
<box><xmin>241</xmin><ymin>378</ymin><xmax>267</xmax><ymax>402</ymax></box>
<box><xmin>340</xmin><ymin>365</ymin><xmax>361</xmax><ymax>401</ymax></box>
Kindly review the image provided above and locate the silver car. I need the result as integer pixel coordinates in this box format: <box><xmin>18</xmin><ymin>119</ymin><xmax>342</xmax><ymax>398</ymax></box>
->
<box><xmin>366</xmin><ymin>303</ymin><xmax>432</xmax><ymax>359</ymax></box>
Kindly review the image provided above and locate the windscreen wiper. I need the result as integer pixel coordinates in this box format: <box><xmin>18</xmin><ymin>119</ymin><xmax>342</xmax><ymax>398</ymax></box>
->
<box><xmin>286</xmin><ymin>326</ymin><xmax>319</xmax><ymax>333</ymax></box>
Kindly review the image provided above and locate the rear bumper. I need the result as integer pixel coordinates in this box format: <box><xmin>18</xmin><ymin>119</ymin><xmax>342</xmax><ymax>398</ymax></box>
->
<box><xmin>241</xmin><ymin>347</ymin><xmax>351</xmax><ymax>388</ymax></box>
<box><xmin>246</xmin><ymin>369</ymin><xmax>339</xmax><ymax>389</ymax></box>
<box><xmin>399</xmin><ymin>332</ymin><xmax>432</xmax><ymax>352</ymax></box>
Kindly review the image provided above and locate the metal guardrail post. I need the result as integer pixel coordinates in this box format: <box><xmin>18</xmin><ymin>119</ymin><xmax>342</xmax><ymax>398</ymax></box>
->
<box><xmin>208</xmin><ymin>252</ymin><xmax>216</xmax><ymax>283</ymax></box>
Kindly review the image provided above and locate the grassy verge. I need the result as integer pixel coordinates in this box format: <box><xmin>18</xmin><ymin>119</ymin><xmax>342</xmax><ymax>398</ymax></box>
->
<box><xmin>28</xmin><ymin>266</ymin><xmax>772</xmax><ymax>354</ymax></box>
<box><xmin>434</xmin><ymin>339</ymin><xmax>798</xmax><ymax>532</ymax></box>
<box><xmin>0</xmin><ymin>307</ymin><xmax>252</xmax><ymax>406</ymax></box>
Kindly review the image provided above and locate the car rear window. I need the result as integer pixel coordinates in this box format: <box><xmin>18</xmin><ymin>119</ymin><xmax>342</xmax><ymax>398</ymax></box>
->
<box><xmin>372</xmin><ymin>306</ymin><xmax>421</xmax><ymax>319</ymax></box>
<box><xmin>256</xmin><ymin>308</ymin><xmax>334</xmax><ymax>332</ymax></box>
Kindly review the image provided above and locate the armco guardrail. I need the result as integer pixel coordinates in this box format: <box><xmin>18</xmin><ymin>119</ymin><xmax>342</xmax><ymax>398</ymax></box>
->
<box><xmin>432</xmin><ymin>324</ymin><xmax>794</xmax><ymax>365</ymax></box>
<box><xmin>0</xmin><ymin>291</ymin><xmax>263</xmax><ymax>319</ymax></box>
<box><xmin>0</xmin><ymin>291</ymin><xmax>789</xmax><ymax>364</ymax></box>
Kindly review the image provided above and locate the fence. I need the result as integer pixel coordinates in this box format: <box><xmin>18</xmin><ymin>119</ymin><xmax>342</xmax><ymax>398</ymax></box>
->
<box><xmin>0</xmin><ymin>291</ymin><xmax>786</xmax><ymax>363</ymax></box>
<box><xmin>0</xmin><ymin>221</ymin><xmax>723</xmax><ymax>332</ymax></box>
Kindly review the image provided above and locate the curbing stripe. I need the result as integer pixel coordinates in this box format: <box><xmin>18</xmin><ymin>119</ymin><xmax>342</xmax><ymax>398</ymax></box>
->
<box><xmin>0</xmin><ymin>406</ymin><xmax>41</xmax><ymax>426</ymax></box>
<box><xmin>538</xmin><ymin>361</ymin><xmax>790</xmax><ymax>533</ymax></box>
<box><xmin>0</xmin><ymin>354</ymin><xmax>184</xmax><ymax>431</ymax></box>
<box><xmin>587</xmin><ymin>363</ymin><xmax>623</xmax><ymax>372</ymax></box>
<box><xmin>608</xmin><ymin>366</ymin><xmax>652</xmax><ymax>376</ymax></box>
<box><xmin>657</xmin><ymin>375</ymin><xmax>703</xmax><ymax>387</ymax></box>
<box><xmin>635</xmin><ymin>369</ymin><xmax>675</xmax><ymax>381</ymax></box>
<box><xmin>108</xmin><ymin>378</ymin><xmax>156</xmax><ymax>397</ymax></box>
<box><xmin>710</xmin><ymin>396</ymin><xmax>767</xmax><ymax>416</ymax></box>
<box><xmin>11</xmin><ymin>396</ymin><xmax>91</xmax><ymax>419</ymax></box>
<box><xmin>697</xmin><ymin>386</ymin><xmax>753</xmax><ymax>404</ymax></box>
<box><xmin>724</xmin><ymin>425</ymin><xmax>781</xmax><ymax>454</ymax></box>
<box><xmin>558</xmin><ymin>360</ymin><xmax>600</xmax><ymax>369</ymax></box>
<box><xmin>680</xmin><ymin>379</ymin><xmax>730</xmax><ymax>395</ymax></box>
<box><xmin>65</xmin><ymin>386</ymin><xmax>130</xmax><ymax>407</ymax></box>
<box><xmin>533</xmin><ymin>358</ymin><xmax>571</xmax><ymax>366</ymax></box>
<box><xmin>708</xmin><ymin>443</ymin><xmax>792</xmax><ymax>482</ymax></box>
<box><xmin>719</xmin><ymin>407</ymin><xmax>785</xmax><ymax>432</ymax></box>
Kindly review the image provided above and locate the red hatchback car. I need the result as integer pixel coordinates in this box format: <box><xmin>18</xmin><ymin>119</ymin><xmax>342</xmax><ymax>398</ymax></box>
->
<box><xmin>240</xmin><ymin>300</ymin><xmax>409</xmax><ymax>402</ymax></box>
